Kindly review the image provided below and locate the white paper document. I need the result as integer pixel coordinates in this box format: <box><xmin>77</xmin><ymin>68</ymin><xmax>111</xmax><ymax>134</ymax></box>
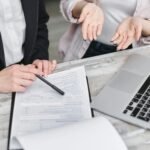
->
<box><xmin>17</xmin><ymin>117</ymin><xmax>128</xmax><ymax>150</ymax></box>
<box><xmin>9</xmin><ymin>66</ymin><xmax>92</xmax><ymax>149</ymax></box>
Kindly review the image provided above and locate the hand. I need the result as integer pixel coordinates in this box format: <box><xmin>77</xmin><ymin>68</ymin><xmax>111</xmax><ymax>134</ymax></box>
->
<box><xmin>32</xmin><ymin>59</ymin><xmax>57</xmax><ymax>76</ymax></box>
<box><xmin>111</xmin><ymin>17</ymin><xmax>143</xmax><ymax>50</ymax></box>
<box><xmin>78</xmin><ymin>3</ymin><xmax>104</xmax><ymax>41</ymax></box>
<box><xmin>0</xmin><ymin>64</ymin><xmax>42</xmax><ymax>93</ymax></box>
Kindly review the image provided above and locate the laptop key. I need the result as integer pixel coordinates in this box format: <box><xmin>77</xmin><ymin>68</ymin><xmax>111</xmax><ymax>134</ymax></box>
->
<box><xmin>146</xmin><ymin>113</ymin><xmax>150</xmax><ymax>118</ymax></box>
<box><xmin>126</xmin><ymin>106</ymin><xmax>133</xmax><ymax>111</ymax></box>
<box><xmin>129</xmin><ymin>102</ymin><xmax>133</xmax><ymax>106</ymax></box>
<box><xmin>145</xmin><ymin>93</ymin><xmax>150</xmax><ymax>97</ymax></box>
<box><xmin>139</xmin><ymin>112</ymin><xmax>145</xmax><ymax>117</ymax></box>
<box><xmin>131</xmin><ymin>108</ymin><xmax>140</xmax><ymax>117</ymax></box>
<box><xmin>142</xmin><ymin>108</ymin><xmax>148</xmax><ymax>112</ymax></box>
<box><xmin>139</xmin><ymin>100</ymin><xmax>146</xmax><ymax>105</ymax></box>
<box><xmin>134</xmin><ymin>94</ymin><xmax>142</xmax><ymax>99</ymax></box>
<box><xmin>132</xmin><ymin>98</ymin><xmax>139</xmax><ymax>103</ymax></box>
<box><xmin>144</xmin><ymin>104</ymin><xmax>150</xmax><ymax>109</ymax></box>
<box><xmin>123</xmin><ymin>110</ymin><xmax>128</xmax><ymax>114</ymax></box>
<box><xmin>137</xmin><ymin>116</ymin><xmax>149</xmax><ymax>122</ymax></box>
<box><xmin>143</xmin><ymin>95</ymin><xmax>149</xmax><ymax>100</ymax></box>
<box><xmin>137</xmin><ymin>104</ymin><xmax>143</xmax><ymax>108</ymax></box>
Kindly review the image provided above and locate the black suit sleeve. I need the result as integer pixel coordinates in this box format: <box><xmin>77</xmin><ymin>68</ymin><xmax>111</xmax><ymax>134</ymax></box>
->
<box><xmin>31</xmin><ymin>0</ymin><xmax>49</xmax><ymax>62</ymax></box>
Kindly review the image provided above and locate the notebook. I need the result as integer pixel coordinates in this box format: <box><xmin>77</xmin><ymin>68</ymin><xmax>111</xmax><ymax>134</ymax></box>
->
<box><xmin>8</xmin><ymin>66</ymin><xmax>92</xmax><ymax>150</ymax></box>
<box><xmin>16</xmin><ymin>117</ymin><xmax>128</xmax><ymax>150</ymax></box>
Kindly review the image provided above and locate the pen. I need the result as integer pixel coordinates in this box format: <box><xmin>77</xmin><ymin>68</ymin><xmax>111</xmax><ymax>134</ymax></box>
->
<box><xmin>36</xmin><ymin>74</ymin><xmax>65</xmax><ymax>96</ymax></box>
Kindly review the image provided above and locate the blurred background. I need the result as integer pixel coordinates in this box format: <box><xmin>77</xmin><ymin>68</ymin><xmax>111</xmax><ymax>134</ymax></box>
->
<box><xmin>45</xmin><ymin>0</ymin><xmax>69</xmax><ymax>63</ymax></box>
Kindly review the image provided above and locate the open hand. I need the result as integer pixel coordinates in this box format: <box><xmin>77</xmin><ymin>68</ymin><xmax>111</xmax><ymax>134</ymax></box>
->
<box><xmin>111</xmin><ymin>17</ymin><xmax>143</xmax><ymax>50</ymax></box>
<box><xmin>78</xmin><ymin>3</ymin><xmax>104</xmax><ymax>41</ymax></box>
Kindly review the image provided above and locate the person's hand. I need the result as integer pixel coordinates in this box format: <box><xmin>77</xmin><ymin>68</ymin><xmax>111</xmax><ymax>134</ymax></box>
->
<box><xmin>0</xmin><ymin>64</ymin><xmax>42</xmax><ymax>93</ymax></box>
<box><xmin>111</xmin><ymin>17</ymin><xmax>143</xmax><ymax>50</ymax></box>
<box><xmin>32</xmin><ymin>59</ymin><xmax>57</xmax><ymax>76</ymax></box>
<box><xmin>78</xmin><ymin>3</ymin><xmax>104</xmax><ymax>41</ymax></box>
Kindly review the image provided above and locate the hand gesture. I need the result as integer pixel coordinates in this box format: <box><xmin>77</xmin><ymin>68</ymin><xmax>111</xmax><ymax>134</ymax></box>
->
<box><xmin>32</xmin><ymin>59</ymin><xmax>57</xmax><ymax>76</ymax></box>
<box><xmin>111</xmin><ymin>17</ymin><xmax>143</xmax><ymax>50</ymax></box>
<box><xmin>78</xmin><ymin>3</ymin><xmax>104</xmax><ymax>41</ymax></box>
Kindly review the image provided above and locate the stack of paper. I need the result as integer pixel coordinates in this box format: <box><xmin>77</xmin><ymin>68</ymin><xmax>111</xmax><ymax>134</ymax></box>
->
<box><xmin>9</xmin><ymin>66</ymin><xmax>92</xmax><ymax>149</ymax></box>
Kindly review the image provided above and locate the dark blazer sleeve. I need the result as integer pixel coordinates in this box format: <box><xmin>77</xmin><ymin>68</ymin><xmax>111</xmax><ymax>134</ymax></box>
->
<box><xmin>31</xmin><ymin>0</ymin><xmax>49</xmax><ymax>62</ymax></box>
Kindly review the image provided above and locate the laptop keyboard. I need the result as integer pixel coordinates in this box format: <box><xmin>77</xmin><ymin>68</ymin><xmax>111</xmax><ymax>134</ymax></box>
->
<box><xmin>123</xmin><ymin>76</ymin><xmax>150</xmax><ymax>122</ymax></box>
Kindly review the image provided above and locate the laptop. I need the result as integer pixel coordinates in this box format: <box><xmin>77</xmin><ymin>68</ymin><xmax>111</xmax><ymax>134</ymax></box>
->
<box><xmin>91</xmin><ymin>54</ymin><xmax>150</xmax><ymax>129</ymax></box>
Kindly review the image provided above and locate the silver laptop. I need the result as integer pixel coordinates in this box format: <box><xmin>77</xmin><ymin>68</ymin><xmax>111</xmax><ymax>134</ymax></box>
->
<box><xmin>91</xmin><ymin>54</ymin><xmax>150</xmax><ymax>129</ymax></box>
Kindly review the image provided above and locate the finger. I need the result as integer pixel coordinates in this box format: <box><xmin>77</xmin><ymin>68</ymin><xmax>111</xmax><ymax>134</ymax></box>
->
<box><xmin>92</xmin><ymin>25</ymin><xmax>98</xmax><ymax>40</ymax></box>
<box><xmin>135</xmin><ymin>24</ymin><xmax>142</xmax><ymax>41</ymax></box>
<box><xmin>48</xmin><ymin>61</ymin><xmax>53</xmax><ymax>74</ymax></box>
<box><xmin>15</xmin><ymin>78</ymin><xmax>34</xmax><ymax>87</ymax></box>
<box><xmin>20</xmin><ymin>65</ymin><xmax>42</xmax><ymax>75</ymax></box>
<box><xmin>78</xmin><ymin>13</ymin><xmax>87</xmax><ymax>23</ymax></box>
<box><xmin>111</xmin><ymin>32</ymin><xmax>120</xmax><ymax>42</ymax></box>
<box><xmin>97</xmin><ymin>23</ymin><xmax>103</xmax><ymax>36</ymax></box>
<box><xmin>117</xmin><ymin>34</ymin><xmax>128</xmax><ymax>50</ymax></box>
<box><xmin>33</xmin><ymin>60</ymin><xmax>43</xmax><ymax>72</ymax></box>
<box><xmin>122</xmin><ymin>37</ymin><xmax>134</xmax><ymax>49</ymax></box>
<box><xmin>43</xmin><ymin>60</ymin><xmax>49</xmax><ymax>76</ymax></box>
<box><xmin>113</xmin><ymin>34</ymin><xmax>124</xmax><ymax>45</ymax></box>
<box><xmin>78</xmin><ymin>11</ymin><xmax>88</xmax><ymax>23</ymax></box>
<box><xmin>87</xmin><ymin>24</ymin><xmax>94</xmax><ymax>41</ymax></box>
<box><xmin>17</xmin><ymin>72</ymin><xmax>36</xmax><ymax>81</ymax></box>
<box><xmin>12</xmin><ymin>85</ymin><xmax>26</xmax><ymax>92</ymax></box>
<box><xmin>82</xmin><ymin>18</ymin><xmax>89</xmax><ymax>40</ymax></box>
<box><xmin>51</xmin><ymin>60</ymin><xmax>57</xmax><ymax>72</ymax></box>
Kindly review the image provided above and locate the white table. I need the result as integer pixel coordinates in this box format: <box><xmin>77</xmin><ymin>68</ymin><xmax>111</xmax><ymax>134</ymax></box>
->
<box><xmin>1</xmin><ymin>46</ymin><xmax>150</xmax><ymax>150</ymax></box>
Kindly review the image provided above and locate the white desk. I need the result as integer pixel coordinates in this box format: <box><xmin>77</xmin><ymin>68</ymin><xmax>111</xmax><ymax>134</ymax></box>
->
<box><xmin>1</xmin><ymin>46</ymin><xmax>150</xmax><ymax>150</ymax></box>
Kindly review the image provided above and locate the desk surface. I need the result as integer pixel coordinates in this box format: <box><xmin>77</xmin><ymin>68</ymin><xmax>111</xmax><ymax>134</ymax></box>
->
<box><xmin>1</xmin><ymin>46</ymin><xmax>150</xmax><ymax>150</ymax></box>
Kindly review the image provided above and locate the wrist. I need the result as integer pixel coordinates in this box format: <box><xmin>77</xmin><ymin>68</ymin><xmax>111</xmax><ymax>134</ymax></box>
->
<box><xmin>142</xmin><ymin>18</ymin><xmax>150</xmax><ymax>37</ymax></box>
<box><xmin>72</xmin><ymin>1</ymin><xmax>90</xmax><ymax>18</ymax></box>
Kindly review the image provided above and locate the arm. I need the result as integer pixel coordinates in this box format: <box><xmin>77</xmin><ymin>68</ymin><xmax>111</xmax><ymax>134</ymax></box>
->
<box><xmin>31</xmin><ymin>0</ymin><xmax>56</xmax><ymax>75</ymax></box>
<box><xmin>31</xmin><ymin>0</ymin><xmax>49</xmax><ymax>62</ymax></box>
<box><xmin>60</xmin><ymin>0</ymin><xmax>96</xmax><ymax>22</ymax></box>
<box><xmin>60</xmin><ymin>0</ymin><xmax>104</xmax><ymax>41</ymax></box>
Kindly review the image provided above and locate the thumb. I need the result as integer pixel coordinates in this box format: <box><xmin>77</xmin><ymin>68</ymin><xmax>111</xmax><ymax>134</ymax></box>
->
<box><xmin>111</xmin><ymin>32</ymin><xmax>119</xmax><ymax>42</ymax></box>
<box><xmin>78</xmin><ymin>10</ymin><xmax>88</xmax><ymax>23</ymax></box>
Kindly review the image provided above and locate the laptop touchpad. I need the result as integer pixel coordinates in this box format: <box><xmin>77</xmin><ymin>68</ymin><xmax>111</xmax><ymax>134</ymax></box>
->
<box><xmin>109</xmin><ymin>70</ymin><xmax>143</xmax><ymax>94</ymax></box>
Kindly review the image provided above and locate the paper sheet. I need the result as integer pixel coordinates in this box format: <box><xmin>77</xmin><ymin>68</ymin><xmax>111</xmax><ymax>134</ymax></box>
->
<box><xmin>17</xmin><ymin>117</ymin><xmax>128</xmax><ymax>150</ymax></box>
<box><xmin>9</xmin><ymin>66</ymin><xmax>91</xmax><ymax>149</ymax></box>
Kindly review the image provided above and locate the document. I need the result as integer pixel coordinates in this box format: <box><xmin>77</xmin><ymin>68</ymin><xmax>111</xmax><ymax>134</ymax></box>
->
<box><xmin>17</xmin><ymin>117</ymin><xmax>128</xmax><ymax>150</ymax></box>
<box><xmin>9</xmin><ymin>66</ymin><xmax>92</xmax><ymax>149</ymax></box>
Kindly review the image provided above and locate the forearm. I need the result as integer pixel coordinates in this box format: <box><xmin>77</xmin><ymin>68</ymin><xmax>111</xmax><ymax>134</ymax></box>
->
<box><xmin>142</xmin><ymin>19</ymin><xmax>150</xmax><ymax>37</ymax></box>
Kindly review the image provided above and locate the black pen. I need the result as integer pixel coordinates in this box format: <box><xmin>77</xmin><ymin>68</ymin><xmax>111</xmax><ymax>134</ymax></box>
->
<box><xmin>36</xmin><ymin>74</ymin><xmax>65</xmax><ymax>96</ymax></box>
